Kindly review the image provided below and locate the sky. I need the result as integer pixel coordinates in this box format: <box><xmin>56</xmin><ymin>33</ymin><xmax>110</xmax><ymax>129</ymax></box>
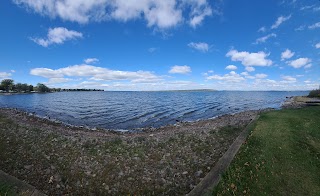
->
<box><xmin>0</xmin><ymin>0</ymin><xmax>319</xmax><ymax>91</ymax></box>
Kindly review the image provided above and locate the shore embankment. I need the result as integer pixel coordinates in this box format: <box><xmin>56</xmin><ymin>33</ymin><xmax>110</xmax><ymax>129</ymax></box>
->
<box><xmin>0</xmin><ymin>106</ymin><xmax>266</xmax><ymax>195</ymax></box>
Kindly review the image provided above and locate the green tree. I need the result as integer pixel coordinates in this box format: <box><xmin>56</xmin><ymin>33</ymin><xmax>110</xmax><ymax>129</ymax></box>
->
<box><xmin>28</xmin><ymin>85</ymin><xmax>34</xmax><ymax>92</ymax></box>
<box><xmin>1</xmin><ymin>79</ymin><xmax>14</xmax><ymax>92</ymax></box>
<box><xmin>15</xmin><ymin>83</ymin><xmax>23</xmax><ymax>92</ymax></box>
<box><xmin>21</xmin><ymin>83</ymin><xmax>29</xmax><ymax>92</ymax></box>
<box><xmin>37</xmin><ymin>83</ymin><xmax>50</xmax><ymax>92</ymax></box>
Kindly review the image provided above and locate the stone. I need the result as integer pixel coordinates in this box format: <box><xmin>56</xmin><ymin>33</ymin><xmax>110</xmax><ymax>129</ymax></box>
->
<box><xmin>24</xmin><ymin>165</ymin><xmax>33</xmax><ymax>170</ymax></box>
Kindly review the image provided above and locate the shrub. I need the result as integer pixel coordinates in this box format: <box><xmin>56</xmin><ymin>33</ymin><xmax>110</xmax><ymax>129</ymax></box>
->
<box><xmin>308</xmin><ymin>89</ymin><xmax>320</xmax><ymax>98</ymax></box>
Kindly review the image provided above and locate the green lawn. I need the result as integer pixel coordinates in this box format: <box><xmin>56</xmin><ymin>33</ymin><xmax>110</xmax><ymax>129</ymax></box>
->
<box><xmin>213</xmin><ymin>107</ymin><xmax>320</xmax><ymax>195</ymax></box>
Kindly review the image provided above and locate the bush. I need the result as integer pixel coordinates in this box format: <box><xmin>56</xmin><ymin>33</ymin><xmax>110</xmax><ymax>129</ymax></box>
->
<box><xmin>308</xmin><ymin>89</ymin><xmax>320</xmax><ymax>98</ymax></box>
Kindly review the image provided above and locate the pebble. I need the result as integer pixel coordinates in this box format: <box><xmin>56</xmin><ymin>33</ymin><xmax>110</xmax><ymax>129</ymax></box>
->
<box><xmin>24</xmin><ymin>165</ymin><xmax>33</xmax><ymax>170</ymax></box>
<box><xmin>195</xmin><ymin>170</ymin><xmax>203</xmax><ymax>177</ymax></box>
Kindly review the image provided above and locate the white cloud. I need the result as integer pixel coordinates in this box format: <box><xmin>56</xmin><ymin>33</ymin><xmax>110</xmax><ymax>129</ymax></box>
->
<box><xmin>300</xmin><ymin>5</ymin><xmax>314</xmax><ymax>11</ymax></box>
<box><xmin>245</xmin><ymin>66</ymin><xmax>255</xmax><ymax>72</ymax></box>
<box><xmin>295</xmin><ymin>25</ymin><xmax>305</xmax><ymax>31</ymax></box>
<box><xmin>207</xmin><ymin>71</ymin><xmax>245</xmax><ymax>83</ymax></box>
<box><xmin>226</xmin><ymin>49</ymin><xmax>272</xmax><ymax>67</ymax></box>
<box><xmin>313</xmin><ymin>7</ymin><xmax>320</xmax><ymax>12</ymax></box>
<box><xmin>189</xmin><ymin>4</ymin><xmax>212</xmax><ymax>28</ymax></box>
<box><xmin>84</xmin><ymin>58</ymin><xmax>99</xmax><ymax>64</ymax></box>
<box><xmin>0</xmin><ymin>72</ymin><xmax>12</xmax><ymax>79</ymax></box>
<box><xmin>258</xmin><ymin>26</ymin><xmax>266</xmax><ymax>32</ymax></box>
<box><xmin>148</xmin><ymin>47</ymin><xmax>157</xmax><ymax>53</ymax></box>
<box><xmin>14</xmin><ymin>0</ymin><xmax>215</xmax><ymax>29</ymax></box>
<box><xmin>281</xmin><ymin>75</ymin><xmax>297</xmax><ymax>83</ymax></box>
<box><xmin>30</xmin><ymin>64</ymin><xmax>162</xmax><ymax>83</ymax></box>
<box><xmin>308</xmin><ymin>22</ymin><xmax>320</xmax><ymax>29</ymax></box>
<box><xmin>240</xmin><ymin>72</ymin><xmax>255</xmax><ymax>79</ymax></box>
<box><xmin>11</xmin><ymin>70</ymin><xmax>16</xmax><ymax>73</ymax></box>
<box><xmin>315</xmin><ymin>43</ymin><xmax>320</xmax><ymax>49</ymax></box>
<box><xmin>169</xmin><ymin>65</ymin><xmax>191</xmax><ymax>74</ymax></box>
<box><xmin>271</xmin><ymin>15</ymin><xmax>291</xmax><ymax>29</ymax></box>
<box><xmin>48</xmin><ymin>77</ymin><xmax>72</xmax><ymax>84</ymax></box>
<box><xmin>254</xmin><ymin>33</ymin><xmax>276</xmax><ymax>44</ymax></box>
<box><xmin>31</xmin><ymin>27</ymin><xmax>83</xmax><ymax>47</ymax></box>
<box><xmin>188</xmin><ymin>42</ymin><xmax>209</xmax><ymax>52</ymax></box>
<box><xmin>281</xmin><ymin>49</ymin><xmax>294</xmax><ymax>60</ymax></box>
<box><xmin>225</xmin><ymin>65</ymin><xmax>237</xmax><ymax>70</ymax></box>
<box><xmin>304</xmin><ymin>64</ymin><xmax>312</xmax><ymax>69</ymax></box>
<box><xmin>255</xmin><ymin>73</ymin><xmax>268</xmax><ymax>79</ymax></box>
<box><xmin>288</xmin><ymin>58</ymin><xmax>312</xmax><ymax>68</ymax></box>
<box><xmin>240</xmin><ymin>72</ymin><xmax>249</xmax><ymax>76</ymax></box>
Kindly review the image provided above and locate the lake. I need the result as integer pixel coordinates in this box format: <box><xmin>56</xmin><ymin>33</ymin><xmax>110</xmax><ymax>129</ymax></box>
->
<box><xmin>0</xmin><ymin>91</ymin><xmax>307</xmax><ymax>130</ymax></box>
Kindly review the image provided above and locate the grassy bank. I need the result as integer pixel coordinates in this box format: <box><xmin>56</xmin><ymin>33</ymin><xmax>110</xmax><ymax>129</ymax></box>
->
<box><xmin>213</xmin><ymin>107</ymin><xmax>320</xmax><ymax>195</ymax></box>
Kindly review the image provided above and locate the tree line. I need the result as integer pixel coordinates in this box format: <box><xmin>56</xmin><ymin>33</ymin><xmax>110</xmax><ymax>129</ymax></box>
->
<box><xmin>0</xmin><ymin>79</ymin><xmax>104</xmax><ymax>93</ymax></box>
<box><xmin>0</xmin><ymin>79</ymin><xmax>50</xmax><ymax>93</ymax></box>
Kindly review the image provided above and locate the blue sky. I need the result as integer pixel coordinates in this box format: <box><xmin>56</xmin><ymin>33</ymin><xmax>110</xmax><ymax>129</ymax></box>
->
<box><xmin>0</xmin><ymin>0</ymin><xmax>319</xmax><ymax>91</ymax></box>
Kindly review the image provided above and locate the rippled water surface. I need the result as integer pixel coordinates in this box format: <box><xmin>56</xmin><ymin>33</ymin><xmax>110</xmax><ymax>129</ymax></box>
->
<box><xmin>0</xmin><ymin>91</ymin><xmax>307</xmax><ymax>130</ymax></box>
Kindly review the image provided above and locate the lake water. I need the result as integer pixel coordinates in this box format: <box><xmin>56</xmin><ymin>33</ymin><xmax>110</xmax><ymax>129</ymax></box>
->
<box><xmin>0</xmin><ymin>91</ymin><xmax>307</xmax><ymax>130</ymax></box>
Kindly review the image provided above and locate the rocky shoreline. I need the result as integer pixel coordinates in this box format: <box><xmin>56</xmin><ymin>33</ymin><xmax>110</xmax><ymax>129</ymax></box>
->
<box><xmin>0</xmin><ymin>107</ymin><xmax>269</xmax><ymax>195</ymax></box>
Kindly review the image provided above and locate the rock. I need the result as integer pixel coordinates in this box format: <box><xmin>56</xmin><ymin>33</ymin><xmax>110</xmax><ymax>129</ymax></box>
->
<box><xmin>182</xmin><ymin>171</ymin><xmax>188</xmax><ymax>175</ymax></box>
<box><xmin>195</xmin><ymin>170</ymin><xmax>203</xmax><ymax>177</ymax></box>
<box><xmin>24</xmin><ymin>165</ymin><xmax>33</xmax><ymax>170</ymax></box>
<box><xmin>48</xmin><ymin>176</ymin><xmax>54</xmax><ymax>184</ymax></box>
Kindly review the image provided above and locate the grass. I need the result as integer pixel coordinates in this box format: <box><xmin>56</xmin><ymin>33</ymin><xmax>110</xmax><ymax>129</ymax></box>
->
<box><xmin>213</xmin><ymin>107</ymin><xmax>320</xmax><ymax>195</ymax></box>
<box><xmin>0</xmin><ymin>183</ymin><xmax>13</xmax><ymax>196</ymax></box>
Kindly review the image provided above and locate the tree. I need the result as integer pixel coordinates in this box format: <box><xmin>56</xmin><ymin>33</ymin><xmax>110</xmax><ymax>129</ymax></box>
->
<box><xmin>1</xmin><ymin>79</ymin><xmax>14</xmax><ymax>92</ymax></box>
<box><xmin>37</xmin><ymin>83</ymin><xmax>50</xmax><ymax>92</ymax></box>
<box><xmin>28</xmin><ymin>85</ymin><xmax>34</xmax><ymax>92</ymax></box>
<box><xmin>15</xmin><ymin>83</ymin><xmax>23</xmax><ymax>92</ymax></box>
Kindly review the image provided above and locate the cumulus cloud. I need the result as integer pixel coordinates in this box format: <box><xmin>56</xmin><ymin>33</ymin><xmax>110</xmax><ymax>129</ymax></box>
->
<box><xmin>226</xmin><ymin>49</ymin><xmax>272</xmax><ymax>67</ymax></box>
<box><xmin>288</xmin><ymin>58</ymin><xmax>312</xmax><ymax>68</ymax></box>
<box><xmin>30</xmin><ymin>64</ymin><xmax>162</xmax><ymax>83</ymax></box>
<box><xmin>254</xmin><ymin>33</ymin><xmax>276</xmax><ymax>44</ymax></box>
<box><xmin>271</xmin><ymin>15</ymin><xmax>291</xmax><ymax>29</ymax></box>
<box><xmin>281</xmin><ymin>49</ymin><xmax>294</xmax><ymax>60</ymax></box>
<box><xmin>315</xmin><ymin>43</ymin><xmax>320</xmax><ymax>49</ymax></box>
<box><xmin>225</xmin><ymin>65</ymin><xmax>237</xmax><ymax>70</ymax></box>
<box><xmin>188</xmin><ymin>42</ymin><xmax>209</xmax><ymax>52</ymax></box>
<box><xmin>0</xmin><ymin>72</ymin><xmax>12</xmax><ymax>79</ymax></box>
<box><xmin>48</xmin><ymin>77</ymin><xmax>72</xmax><ymax>84</ymax></box>
<box><xmin>31</xmin><ymin>27</ymin><xmax>83</xmax><ymax>47</ymax></box>
<box><xmin>169</xmin><ymin>65</ymin><xmax>191</xmax><ymax>74</ymax></box>
<box><xmin>207</xmin><ymin>71</ymin><xmax>245</xmax><ymax>83</ymax></box>
<box><xmin>308</xmin><ymin>22</ymin><xmax>320</xmax><ymax>29</ymax></box>
<box><xmin>281</xmin><ymin>75</ymin><xmax>297</xmax><ymax>83</ymax></box>
<box><xmin>255</xmin><ymin>73</ymin><xmax>268</xmax><ymax>79</ymax></box>
<box><xmin>245</xmin><ymin>66</ymin><xmax>255</xmax><ymax>72</ymax></box>
<box><xmin>304</xmin><ymin>64</ymin><xmax>312</xmax><ymax>69</ymax></box>
<box><xmin>84</xmin><ymin>58</ymin><xmax>99</xmax><ymax>64</ymax></box>
<box><xmin>13</xmin><ymin>0</ymin><xmax>215</xmax><ymax>29</ymax></box>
